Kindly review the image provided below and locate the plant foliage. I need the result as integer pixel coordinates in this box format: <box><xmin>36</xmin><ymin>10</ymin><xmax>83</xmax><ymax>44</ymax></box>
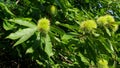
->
<box><xmin>0</xmin><ymin>0</ymin><xmax>120</xmax><ymax>68</ymax></box>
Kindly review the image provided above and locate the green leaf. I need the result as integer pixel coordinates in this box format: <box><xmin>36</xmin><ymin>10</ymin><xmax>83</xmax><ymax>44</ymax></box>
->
<box><xmin>16</xmin><ymin>48</ymin><xmax>22</xmax><ymax>58</ymax></box>
<box><xmin>59</xmin><ymin>23</ymin><xmax>78</xmax><ymax>32</ymax></box>
<box><xmin>7</xmin><ymin>27</ymin><xmax>37</xmax><ymax>46</ymax></box>
<box><xmin>36</xmin><ymin>60</ymin><xmax>43</xmax><ymax>65</ymax></box>
<box><xmin>51</xmin><ymin>25</ymin><xmax>65</xmax><ymax>37</ymax></box>
<box><xmin>85</xmin><ymin>0</ymin><xmax>89</xmax><ymax>3</ymax></box>
<box><xmin>6</xmin><ymin>29</ymin><xmax>26</xmax><ymax>40</ymax></box>
<box><xmin>55</xmin><ymin>0</ymin><xmax>65</xmax><ymax>10</ymax></box>
<box><xmin>99</xmin><ymin>39</ymin><xmax>112</xmax><ymax>54</ymax></box>
<box><xmin>62</xmin><ymin>34</ymin><xmax>73</xmax><ymax>44</ymax></box>
<box><xmin>9</xmin><ymin>18</ymin><xmax>36</xmax><ymax>28</ymax></box>
<box><xmin>0</xmin><ymin>2</ymin><xmax>14</xmax><ymax>16</ymax></box>
<box><xmin>26</xmin><ymin>47</ymin><xmax>34</xmax><ymax>54</ymax></box>
<box><xmin>45</xmin><ymin>34</ymin><xmax>53</xmax><ymax>57</ymax></box>
<box><xmin>105</xmin><ymin>27</ymin><xmax>111</xmax><ymax>36</ymax></box>
<box><xmin>3</xmin><ymin>20</ymin><xmax>16</xmax><ymax>30</ymax></box>
<box><xmin>78</xmin><ymin>52</ymin><xmax>90</xmax><ymax>65</ymax></box>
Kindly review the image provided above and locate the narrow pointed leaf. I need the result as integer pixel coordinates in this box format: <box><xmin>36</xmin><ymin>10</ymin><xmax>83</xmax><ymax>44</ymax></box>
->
<box><xmin>0</xmin><ymin>2</ymin><xmax>14</xmax><ymax>16</ymax></box>
<box><xmin>7</xmin><ymin>27</ymin><xmax>37</xmax><ymax>46</ymax></box>
<box><xmin>45</xmin><ymin>34</ymin><xmax>53</xmax><ymax>57</ymax></box>
<box><xmin>9</xmin><ymin>18</ymin><xmax>36</xmax><ymax>28</ymax></box>
<box><xmin>6</xmin><ymin>29</ymin><xmax>27</xmax><ymax>40</ymax></box>
<box><xmin>105</xmin><ymin>27</ymin><xmax>111</xmax><ymax>36</ymax></box>
<box><xmin>3</xmin><ymin>20</ymin><xmax>16</xmax><ymax>30</ymax></box>
<box><xmin>78</xmin><ymin>52</ymin><xmax>90</xmax><ymax>65</ymax></box>
<box><xmin>13</xmin><ymin>27</ymin><xmax>37</xmax><ymax>46</ymax></box>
